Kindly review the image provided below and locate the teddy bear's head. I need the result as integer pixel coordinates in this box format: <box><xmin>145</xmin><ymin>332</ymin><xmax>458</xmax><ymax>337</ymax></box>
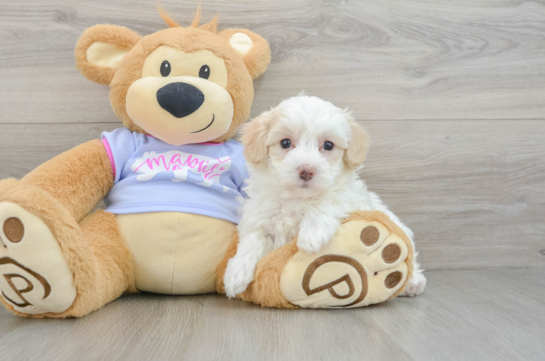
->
<box><xmin>75</xmin><ymin>8</ymin><xmax>271</xmax><ymax>145</ymax></box>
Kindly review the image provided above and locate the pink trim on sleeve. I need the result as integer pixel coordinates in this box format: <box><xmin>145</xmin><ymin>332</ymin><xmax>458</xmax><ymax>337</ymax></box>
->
<box><xmin>102</xmin><ymin>138</ymin><xmax>116</xmax><ymax>179</ymax></box>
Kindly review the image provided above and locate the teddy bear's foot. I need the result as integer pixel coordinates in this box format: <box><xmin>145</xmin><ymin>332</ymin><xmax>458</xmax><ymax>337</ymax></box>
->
<box><xmin>280</xmin><ymin>212</ymin><xmax>412</xmax><ymax>308</ymax></box>
<box><xmin>219</xmin><ymin>211</ymin><xmax>414</xmax><ymax>309</ymax></box>
<box><xmin>280</xmin><ymin>211</ymin><xmax>413</xmax><ymax>308</ymax></box>
<box><xmin>0</xmin><ymin>202</ymin><xmax>76</xmax><ymax>315</ymax></box>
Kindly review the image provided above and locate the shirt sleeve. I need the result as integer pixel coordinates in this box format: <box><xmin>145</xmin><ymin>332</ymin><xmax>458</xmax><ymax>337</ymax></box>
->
<box><xmin>235</xmin><ymin>142</ymin><xmax>250</xmax><ymax>199</ymax></box>
<box><xmin>238</xmin><ymin>162</ymin><xmax>250</xmax><ymax>199</ymax></box>
<box><xmin>101</xmin><ymin>128</ymin><xmax>137</xmax><ymax>184</ymax></box>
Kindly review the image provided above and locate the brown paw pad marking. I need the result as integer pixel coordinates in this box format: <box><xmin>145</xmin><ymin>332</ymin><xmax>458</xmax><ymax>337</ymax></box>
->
<box><xmin>360</xmin><ymin>226</ymin><xmax>403</xmax><ymax>289</ymax></box>
<box><xmin>384</xmin><ymin>271</ymin><xmax>402</xmax><ymax>289</ymax></box>
<box><xmin>360</xmin><ymin>226</ymin><xmax>379</xmax><ymax>246</ymax></box>
<box><xmin>3</xmin><ymin>218</ymin><xmax>24</xmax><ymax>243</ymax></box>
<box><xmin>382</xmin><ymin>244</ymin><xmax>401</xmax><ymax>263</ymax></box>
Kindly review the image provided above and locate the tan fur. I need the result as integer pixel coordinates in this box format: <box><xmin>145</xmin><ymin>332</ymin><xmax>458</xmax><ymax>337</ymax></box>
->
<box><xmin>118</xmin><ymin>212</ymin><xmax>234</xmax><ymax>294</ymax></box>
<box><xmin>0</xmin><ymin>181</ymin><xmax>135</xmax><ymax>318</ymax></box>
<box><xmin>343</xmin><ymin>115</ymin><xmax>370</xmax><ymax>169</ymax></box>
<box><xmin>75</xmin><ymin>25</ymin><xmax>141</xmax><ymax>85</ymax></box>
<box><xmin>22</xmin><ymin>140</ymin><xmax>113</xmax><ymax>223</ymax></box>
<box><xmin>218</xmin><ymin>28</ymin><xmax>271</xmax><ymax>79</ymax></box>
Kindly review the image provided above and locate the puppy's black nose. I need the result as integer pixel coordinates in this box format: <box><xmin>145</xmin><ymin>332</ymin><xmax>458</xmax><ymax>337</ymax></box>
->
<box><xmin>299</xmin><ymin>170</ymin><xmax>314</xmax><ymax>181</ymax></box>
<box><xmin>157</xmin><ymin>82</ymin><xmax>205</xmax><ymax>118</ymax></box>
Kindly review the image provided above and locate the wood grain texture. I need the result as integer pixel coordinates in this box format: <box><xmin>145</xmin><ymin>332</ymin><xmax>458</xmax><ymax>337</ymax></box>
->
<box><xmin>1</xmin><ymin>121</ymin><xmax>544</xmax><ymax>270</ymax></box>
<box><xmin>0</xmin><ymin>269</ymin><xmax>544</xmax><ymax>361</ymax></box>
<box><xmin>0</xmin><ymin>0</ymin><xmax>544</xmax><ymax>123</ymax></box>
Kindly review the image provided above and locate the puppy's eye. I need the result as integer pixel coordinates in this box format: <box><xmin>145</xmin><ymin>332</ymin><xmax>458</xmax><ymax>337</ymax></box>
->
<box><xmin>280</xmin><ymin>139</ymin><xmax>292</xmax><ymax>149</ymax></box>
<box><xmin>323</xmin><ymin>141</ymin><xmax>334</xmax><ymax>151</ymax></box>
<box><xmin>199</xmin><ymin>65</ymin><xmax>210</xmax><ymax>79</ymax></box>
<box><xmin>160</xmin><ymin>61</ymin><xmax>171</xmax><ymax>77</ymax></box>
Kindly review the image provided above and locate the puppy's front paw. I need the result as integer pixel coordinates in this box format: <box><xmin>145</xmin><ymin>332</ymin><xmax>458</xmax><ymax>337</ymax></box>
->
<box><xmin>297</xmin><ymin>222</ymin><xmax>332</xmax><ymax>254</ymax></box>
<box><xmin>223</xmin><ymin>258</ymin><xmax>255</xmax><ymax>299</ymax></box>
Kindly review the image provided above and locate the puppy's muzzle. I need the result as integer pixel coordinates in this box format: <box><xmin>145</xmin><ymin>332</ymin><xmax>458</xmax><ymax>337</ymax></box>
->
<box><xmin>157</xmin><ymin>82</ymin><xmax>205</xmax><ymax>118</ymax></box>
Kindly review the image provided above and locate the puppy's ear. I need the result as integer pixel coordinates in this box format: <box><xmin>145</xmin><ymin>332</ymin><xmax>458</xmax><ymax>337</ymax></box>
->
<box><xmin>219</xmin><ymin>29</ymin><xmax>271</xmax><ymax>79</ymax></box>
<box><xmin>344</xmin><ymin>115</ymin><xmax>370</xmax><ymax>169</ymax></box>
<box><xmin>241</xmin><ymin>110</ymin><xmax>277</xmax><ymax>165</ymax></box>
<box><xmin>75</xmin><ymin>25</ymin><xmax>141</xmax><ymax>85</ymax></box>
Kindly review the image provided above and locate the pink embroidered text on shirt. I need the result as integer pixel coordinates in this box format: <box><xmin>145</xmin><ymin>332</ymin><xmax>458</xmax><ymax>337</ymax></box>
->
<box><xmin>130</xmin><ymin>150</ymin><xmax>232</xmax><ymax>191</ymax></box>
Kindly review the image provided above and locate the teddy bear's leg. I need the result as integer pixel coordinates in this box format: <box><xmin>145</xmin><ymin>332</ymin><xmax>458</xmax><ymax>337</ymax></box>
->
<box><xmin>216</xmin><ymin>232</ymin><xmax>299</xmax><ymax>308</ymax></box>
<box><xmin>0</xmin><ymin>180</ymin><xmax>134</xmax><ymax>318</ymax></box>
<box><xmin>71</xmin><ymin>210</ymin><xmax>136</xmax><ymax>316</ymax></box>
<box><xmin>216</xmin><ymin>210</ymin><xmax>414</xmax><ymax>309</ymax></box>
<box><xmin>20</xmin><ymin>139</ymin><xmax>114</xmax><ymax>223</ymax></box>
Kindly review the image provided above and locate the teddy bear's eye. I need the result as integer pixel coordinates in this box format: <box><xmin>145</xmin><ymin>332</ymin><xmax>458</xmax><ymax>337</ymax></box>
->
<box><xmin>199</xmin><ymin>65</ymin><xmax>210</xmax><ymax>79</ymax></box>
<box><xmin>160</xmin><ymin>61</ymin><xmax>171</xmax><ymax>77</ymax></box>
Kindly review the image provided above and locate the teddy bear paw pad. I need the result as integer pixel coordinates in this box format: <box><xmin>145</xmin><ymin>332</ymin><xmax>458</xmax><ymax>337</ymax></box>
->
<box><xmin>280</xmin><ymin>218</ymin><xmax>410</xmax><ymax>308</ymax></box>
<box><xmin>0</xmin><ymin>202</ymin><xmax>76</xmax><ymax>315</ymax></box>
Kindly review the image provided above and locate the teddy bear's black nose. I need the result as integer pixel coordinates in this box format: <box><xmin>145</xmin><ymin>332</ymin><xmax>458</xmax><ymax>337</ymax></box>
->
<box><xmin>156</xmin><ymin>82</ymin><xmax>205</xmax><ymax>118</ymax></box>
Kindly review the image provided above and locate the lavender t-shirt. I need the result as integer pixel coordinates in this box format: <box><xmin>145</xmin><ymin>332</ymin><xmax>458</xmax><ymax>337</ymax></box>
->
<box><xmin>101</xmin><ymin>128</ymin><xmax>247</xmax><ymax>224</ymax></box>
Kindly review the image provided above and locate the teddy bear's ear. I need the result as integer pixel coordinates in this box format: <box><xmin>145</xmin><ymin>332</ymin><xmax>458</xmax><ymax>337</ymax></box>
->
<box><xmin>218</xmin><ymin>29</ymin><xmax>271</xmax><ymax>79</ymax></box>
<box><xmin>75</xmin><ymin>25</ymin><xmax>141</xmax><ymax>85</ymax></box>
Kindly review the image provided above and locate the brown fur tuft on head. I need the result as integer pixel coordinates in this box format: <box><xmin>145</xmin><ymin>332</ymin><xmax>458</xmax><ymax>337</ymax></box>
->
<box><xmin>157</xmin><ymin>4</ymin><xmax>180</xmax><ymax>28</ymax></box>
<box><xmin>190</xmin><ymin>6</ymin><xmax>219</xmax><ymax>33</ymax></box>
<box><xmin>158</xmin><ymin>4</ymin><xmax>218</xmax><ymax>33</ymax></box>
<box><xmin>199</xmin><ymin>15</ymin><xmax>218</xmax><ymax>33</ymax></box>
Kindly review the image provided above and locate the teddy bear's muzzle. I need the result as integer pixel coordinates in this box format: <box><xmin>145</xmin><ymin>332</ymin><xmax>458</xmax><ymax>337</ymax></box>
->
<box><xmin>156</xmin><ymin>82</ymin><xmax>205</xmax><ymax>118</ymax></box>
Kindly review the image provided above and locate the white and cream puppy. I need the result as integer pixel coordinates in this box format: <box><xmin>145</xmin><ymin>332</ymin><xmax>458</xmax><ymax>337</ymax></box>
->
<box><xmin>223</xmin><ymin>95</ymin><xmax>426</xmax><ymax>298</ymax></box>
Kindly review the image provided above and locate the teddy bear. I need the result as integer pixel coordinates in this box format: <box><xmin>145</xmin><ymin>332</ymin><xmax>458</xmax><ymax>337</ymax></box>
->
<box><xmin>0</xmin><ymin>8</ymin><xmax>414</xmax><ymax>318</ymax></box>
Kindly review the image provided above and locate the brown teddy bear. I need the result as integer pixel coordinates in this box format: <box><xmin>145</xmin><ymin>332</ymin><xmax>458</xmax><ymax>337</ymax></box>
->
<box><xmin>0</xmin><ymin>9</ymin><xmax>413</xmax><ymax>318</ymax></box>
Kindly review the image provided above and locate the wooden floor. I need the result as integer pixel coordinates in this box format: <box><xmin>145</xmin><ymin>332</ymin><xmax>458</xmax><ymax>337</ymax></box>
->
<box><xmin>1</xmin><ymin>269</ymin><xmax>544</xmax><ymax>361</ymax></box>
<box><xmin>0</xmin><ymin>0</ymin><xmax>544</xmax><ymax>360</ymax></box>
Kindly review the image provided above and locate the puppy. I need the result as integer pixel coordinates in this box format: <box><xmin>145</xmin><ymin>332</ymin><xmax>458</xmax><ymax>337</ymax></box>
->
<box><xmin>223</xmin><ymin>95</ymin><xmax>426</xmax><ymax>298</ymax></box>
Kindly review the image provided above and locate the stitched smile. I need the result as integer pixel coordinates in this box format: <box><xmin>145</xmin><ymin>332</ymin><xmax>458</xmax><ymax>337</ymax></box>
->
<box><xmin>191</xmin><ymin>114</ymin><xmax>215</xmax><ymax>133</ymax></box>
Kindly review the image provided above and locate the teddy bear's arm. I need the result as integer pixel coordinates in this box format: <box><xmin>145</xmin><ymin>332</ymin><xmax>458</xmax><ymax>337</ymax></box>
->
<box><xmin>21</xmin><ymin>139</ymin><xmax>113</xmax><ymax>222</ymax></box>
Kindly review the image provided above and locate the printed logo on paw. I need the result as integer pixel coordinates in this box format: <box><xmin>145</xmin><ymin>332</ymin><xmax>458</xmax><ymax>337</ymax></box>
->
<box><xmin>0</xmin><ymin>257</ymin><xmax>51</xmax><ymax>308</ymax></box>
<box><xmin>302</xmin><ymin>255</ymin><xmax>368</xmax><ymax>308</ymax></box>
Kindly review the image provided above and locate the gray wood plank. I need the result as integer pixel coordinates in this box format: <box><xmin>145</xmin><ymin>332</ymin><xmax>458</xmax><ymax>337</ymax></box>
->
<box><xmin>1</xmin><ymin>0</ymin><xmax>545</xmax><ymax>123</ymax></box>
<box><xmin>0</xmin><ymin>269</ymin><xmax>543</xmax><ymax>361</ymax></box>
<box><xmin>364</xmin><ymin>120</ymin><xmax>545</xmax><ymax>270</ymax></box>
<box><xmin>1</xmin><ymin>121</ymin><xmax>544</xmax><ymax>270</ymax></box>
